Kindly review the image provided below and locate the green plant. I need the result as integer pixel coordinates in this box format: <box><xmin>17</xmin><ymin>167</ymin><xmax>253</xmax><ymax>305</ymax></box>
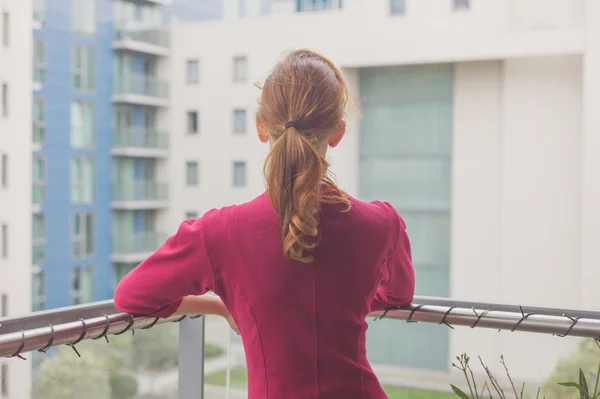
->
<box><xmin>205</xmin><ymin>343</ymin><xmax>225</xmax><ymax>359</ymax></box>
<box><xmin>110</xmin><ymin>374</ymin><xmax>139</xmax><ymax>399</ymax></box>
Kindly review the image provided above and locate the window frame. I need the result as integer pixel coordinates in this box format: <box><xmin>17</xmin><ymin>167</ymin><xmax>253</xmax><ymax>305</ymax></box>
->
<box><xmin>33</xmin><ymin>156</ymin><xmax>46</xmax><ymax>205</ymax></box>
<box><xmin>33</xmin><ymin>97</ymin><xmax>46</xmax><ymax>145</ymax></box>
<box><xmin>33</xmin><ymin>38</ymin><xmax>47</xmax><ymax>86</ymax></box>
<box><xmin>72</xmin><ymin>265</ymin><xmax>94</xmax><ymax>304</ymax></box>
<box><xmin>390</xmin><ymin>0</ymin><xmax>406</xmax><ymax>15</ymax></box>
<box><xmin>32</xmin><ymin>214</ymin><xmax>46</xmax><ymax>265</ymax></box>
<box><xmin>70</xmin><ymin>100</ymin><xmax>96</xmax><ymax>148</ymax></box>
<box><xmin>186</xmin><ymin>59</ymin><xmax>199</xmax><ymax>84</ymax></box>
<box><xmin>1</xmin><ymin>153</ymin><xmax>7</xmax><ymax>188</ymax></box>
<box><xmin>2</xmin><ymin>11</ymin><xmax>9</xmax><ymax>47</ymax></box>
<box><xmin>72</xmin><ymin>45</ymin><xmax>96</xmax><ymax>92</ymax></box>
<box><xmin>185</xmin><ymin>211</ymin><xmax>198</xmax><ymax>220</ymax></box>
<box><xmin>233</xmin><ymin>161</ymin><xmax>247</xmax><ymax>187</ymax></box>
<box><xmin>2</xmin><ymin>83</ymin><xmax>8</xmax><ymax>117</ymax></box>
<box><xmin>70</xmin><ymin>156</ymin><xmax>94</xmax><ymax>204</ymax></box>
<box><xmin>1</xmin><ymin>363</ymin><xmax>7</xmax><ymax>396</ymax></box>
<box><xmin>1</xmin><ymin>224</ymin><xmax>7</xmax><ymax>259</ymax></box>
<box><xmin>187</xmin><ymin>110</ymin><xmax>199</xmax><ymax>134</ymax></box>
<box><xmin>453</xmin><ymin>0</ymin><xmax>470</xmax><ymax>10</ymax></box>
<box><xmin>186</xmin><ymin>161</ymin><xmax>199</xmax><ymax>186</ymax></box>
<box><xmin>72</xmin><ymin>0</ymin><xmax>97</xmax><ymax>36</ymax></box>
<box><xmin>32</xmin><ymin>271</ymin><xmax>46</xmax><ymax>311</ymax></box>
<box><xmin>71</xmin><ymin>212</ymin><xmax>94</xmax><ymax>258</ymax></box>
<box><xmin>233</xmin><ymin>56</ymin><xmax>248</xmax><ymax>83</ymax></box>
<box><xmin>233</xmin><ymin>108</ymin><xmax>247</xmax><ymax>134</ymax></box>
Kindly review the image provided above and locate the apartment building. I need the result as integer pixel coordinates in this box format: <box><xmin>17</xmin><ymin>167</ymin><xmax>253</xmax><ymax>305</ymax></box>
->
<box><xmin>168</xmin><ymin>0</ymin><xmax>600</xmax><ymax>382</ymax></box>
<box><xmin>0</xmin><ymin>0</ymin><xmax>33</xmax><ymax>397</ymax></box>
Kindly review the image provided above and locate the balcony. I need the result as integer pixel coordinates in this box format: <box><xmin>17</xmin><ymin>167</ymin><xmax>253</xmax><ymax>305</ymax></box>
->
<box><xmin>111</xmin><ymin>231</ymin><xmax>167</xmax><ymax>263</ymax></box>
<box><xmin>113</xmin><ymin>23</ymin><xmax>170</xmax><ymax>57</ymax></box>
<box><xmin>112</xmin><ymin>73</ymin><xmax>169</xmax><ymax>107</ymax></box>
<box><xmin>112</xmin><ymin>127</ymin><xmax>169</xmax><ymax>158</ymax></box>
<box><xmin>112</xmin><ymin>180</ymin><xmax>168</xmax><ymax>209</ymax></box>
<box><xmin>1</xmin><ymin>296</ymin><xmax>599</xmax><ymax>399</ymax></box>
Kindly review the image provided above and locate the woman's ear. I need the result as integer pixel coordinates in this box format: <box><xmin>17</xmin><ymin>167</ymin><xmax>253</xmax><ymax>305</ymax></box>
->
<box><xmin>256</xmin><ymin>118</ymin><xmax>269</xmax><ymax>143</ymax></box>
<box><xmin>328</xmin><ymin>120</ymin><xmax>346</xmax><ymax>148</ymax></box>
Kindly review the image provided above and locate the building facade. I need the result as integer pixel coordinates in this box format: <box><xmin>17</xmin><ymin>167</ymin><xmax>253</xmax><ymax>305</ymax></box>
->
<box><xmin>0</xmin><ymin>0</ymin><xmax>33</xmax><ymax>396</ymax></box>
<box><xmin>30</xmin><ymin>0</ymin><xmax>221</xmax><ymax>313</ymax></box>
<box><xmin>168</xmin><ymin>0</ymin><xmax>600</xmax><ymax>382</ymax></box>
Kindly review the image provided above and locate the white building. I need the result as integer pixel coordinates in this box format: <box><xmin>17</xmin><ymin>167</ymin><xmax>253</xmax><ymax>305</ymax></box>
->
<box><xmin>168</xmin><ymin>0</ymin><xmax>600</xmax><ymax>384</ymax></box>
<box><xmin>0</xmin><ymin>0</ymin><xmax>33</xmax><ymax>397</ymax></box>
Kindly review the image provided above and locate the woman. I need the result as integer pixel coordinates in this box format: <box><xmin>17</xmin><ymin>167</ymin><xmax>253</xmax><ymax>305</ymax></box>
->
<box><xmin>114</xmin><ymin>49</ymin><xmax>415</xmax><ymax>399</ymax></box>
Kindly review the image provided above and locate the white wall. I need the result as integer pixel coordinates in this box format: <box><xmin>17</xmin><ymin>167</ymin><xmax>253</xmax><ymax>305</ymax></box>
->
<box><xmin>0</xmin><ymin>0</ymin><xmax>33</xmax><ymax>397</ymax></box>
<box><xmin>451</xmin><ymin>55</ymin><xmax>583</xmax><ymax>381</ymax></box>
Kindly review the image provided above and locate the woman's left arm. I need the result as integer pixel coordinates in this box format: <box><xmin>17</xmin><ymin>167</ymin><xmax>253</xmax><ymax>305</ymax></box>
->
<box><xmin>114</xmin><ymin>215</ymin><xmax>219</xmax><ymax>319</ymax></box>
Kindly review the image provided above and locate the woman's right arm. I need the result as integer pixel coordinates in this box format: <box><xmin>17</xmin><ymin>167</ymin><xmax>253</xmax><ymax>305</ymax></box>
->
<box><xmin>370</xmin><ymin>206</ymin><xmax>415</xmax><ymax>311</ymax></box>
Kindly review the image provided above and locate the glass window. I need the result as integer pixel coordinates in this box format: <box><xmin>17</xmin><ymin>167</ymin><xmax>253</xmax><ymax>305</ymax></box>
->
<box><xmin>73</xmin><ymin>45</ymin><xmax>95</xmax><ymax>91</ymax></box>
<box><xmin>233</xmin><ymin>56</ymin><xmax>248</xmax><ymax>82</ymax></box>
<box><xmin>187</xmin><ymin>60</ymin><xmax>199</xmax><ymax>84</ymax></box>
<box><xmin>32</xmin><ymin>214</ymin><xmax>45</xmax><ymax>265</ymax></box>
<box><xmin>233</xmin><ymin>161</ymin><xmax>247</xmax><ymax>187</ymax></box>
<box><xmin>70</xmin><ymin>101</ymin><xmax>95</xmax><ymax>148</ymax></box>
<box><xmin>33</xmin><ymin>39</ymin><xmax>47</xmax><ymax>86</ymax></box>
<box><xmin>32</xmin><ymin>272</ymin><xmax>46</xmax><ymax>311</ymax></box>
<box><xmin>2</xmin><ymin>83</ymin><xmax>8</xmax><ymax>117</ymax></box>
<box><xmin>185</xmin><ymin>211</ymin><xmax>198</xmax><ymax>220</ymax></box>
<box><xmin>113</xmin><ymin>263</ymin><xmax>136</xmax><ymax>288</ymax></box>
<box><xmin>186</xmin><ymin>161</ymin><xmax>198</xmax><ymax>186</ymax></box>
<box><xmin>233</xmin><ymin>109</ymin><xmax>247</xmax><ymax>134</ymax></box>
<box><xmin>72</xmin><ymin>0</ymin><xmax>96</xmax><ymax>36</ymax></box>
<box><xmin>72</xmin><ymin>212</ymin><xmax>94</xmax><ymax>258</ymax></box>
<box><xmin>454</xmin><ymin>0</ymin><xmax>470</xmax><ymax>9</ymax></box>
<box><xmin>1</xmin><ymin>154</ymin><xmax>7</xmax><ymax>188</ymax></box>
<box><xmin>72</xmin><ymin>266</ymin><xmax>94</xmax><ymax>304</ymax></box>
<box><xmin>33</xmin><ymin>0</ymin><xmax>47</xmax><ymax>25</ymax></box>
<box><xmin>390</xmin><ymin>0</ymin><xmax>405</xmax><ymax>15</ymax></box>
<box><xmin>1</xmin><ymin>224</ymin><xmax>7</xmax><ymax>258</ymax></box>
<box><xmin>2</xmin><ymin>12</ymin><xmax>9</xmax><ymax>47</ymax></box>
<box><xmin>33</xmin><ymin>157</ymin><xmax>46</xmax><ymax>205</ymax></box>
<box><xmin>33</xmin><ymin>98</ymin><xmax>46</xmax><ymax>145</ymax></box>
<box><xmin>187</xmin><ymin>111</ymin><xmax>198</xmax><ymax>134</ymax></box>
<box><xmin>70</xmin><ymin>157</ymin><xmax>94</xmax><ymax>203</ymax></box>
<box><xmin>238</xmin><ymin>0</ymin><xmax>246</xmax><ymax>17</ymax></box>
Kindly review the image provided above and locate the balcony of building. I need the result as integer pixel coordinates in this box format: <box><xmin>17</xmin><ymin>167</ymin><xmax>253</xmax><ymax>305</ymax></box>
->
<box><xmin>111</xmin><ymin>231</ymin><xmax>167</xmax><ymax>263</ymax></box>
<box><xmin>112</xmin><ymin>127</ymin><xmax>169</xmax><ymax>158</ymax></box>
<box><xmin>112</xmin><ymin>73</ymin><xmax>169</xmax><ymax>107</ymax></box>
<box><xmin>113</xmin><ymin>22</ymin><xmax>170</xmax><ymax>57</ymax></box>
<box><xmin>1</xmin><ymin>296</ymin><xmax>599</xmax><ymax>399</ymax></box>
<box><xmin>112</xmin><ymin>180</ymin><xmax>168</xmax><ymax>210</ymax></box>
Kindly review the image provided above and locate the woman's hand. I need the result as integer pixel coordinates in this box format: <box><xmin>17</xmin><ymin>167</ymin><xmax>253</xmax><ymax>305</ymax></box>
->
<box><xmin>174</xmin><ymin>295</ymin><xmax>240</xmax><ymax>335</ymax></box>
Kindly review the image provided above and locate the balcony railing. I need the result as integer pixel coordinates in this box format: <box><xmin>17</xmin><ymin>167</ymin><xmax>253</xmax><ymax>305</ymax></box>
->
<box><xmin>113</xmin><ymin>127</ymin><xmax>169</xmax><ymax>151</ymax></box>
<box><xmin>112</xmin><ymin>180</ymin><xmax>168</xmax><ymax>203</ymax></box>
<box><xmin>2</xmin><ymin>296</ymin><xmax>600</xmax><ymax>399</ymax></box>
<box><xmin>114</xmin><ymin>73</ymin><xmax>169</xmax><ymax>99</ymax></box>
<box><xmin>114</xmin><ymin>24</ymin><xmax>170</xmax><ymax>49</ymax></box>
<box><xmin>112</xmin><ymin>231</ymin><xmax>167</xmax><ymax>256</ymax></box>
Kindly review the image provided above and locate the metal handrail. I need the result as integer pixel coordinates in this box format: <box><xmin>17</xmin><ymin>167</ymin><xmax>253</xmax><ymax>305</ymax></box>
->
<box><xmin>2</xmin><ymin>296</ymin><xmax>600</xmax><ymax>358</ymax></box>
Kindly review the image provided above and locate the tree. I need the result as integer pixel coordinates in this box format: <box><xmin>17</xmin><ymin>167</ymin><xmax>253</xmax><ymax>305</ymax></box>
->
<box><xmin>132</xmin><ymin>323</ymin><xmax>179</xmax><ymax>372</ymax></box>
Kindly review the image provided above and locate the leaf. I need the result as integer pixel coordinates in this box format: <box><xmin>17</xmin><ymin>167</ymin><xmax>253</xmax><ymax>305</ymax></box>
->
<box><xmin>560</xmin><ymin>382</ymin><xmax>586</xmax><ymax>390</ymax></box>
<box><xmin>580</xmin><ymin>369</ymin><xmax>590</xmax><ymax>399</ymax></box>
<box><xmin>451</xmin><ymin>384</ymin><xmax>473</xmax><ymax>399</ymax></box>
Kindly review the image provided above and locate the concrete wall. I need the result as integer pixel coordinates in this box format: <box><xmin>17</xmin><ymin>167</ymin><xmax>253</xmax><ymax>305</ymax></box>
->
<box><xmin>0</xmin><ymin>0</ymin><xmax>33</xmax><ymax>396</ymax></box>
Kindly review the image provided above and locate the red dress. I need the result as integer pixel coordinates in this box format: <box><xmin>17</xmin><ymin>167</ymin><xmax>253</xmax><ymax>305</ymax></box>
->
<box><xmin>114</xmin><ymin>193</ymin><xmax>415</xmax><ymax>399</ymax></box>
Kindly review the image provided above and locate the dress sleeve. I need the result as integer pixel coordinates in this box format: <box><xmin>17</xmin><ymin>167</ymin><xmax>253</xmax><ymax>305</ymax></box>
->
<box><xmin>114</xmin><ymin>214</ymin><xmax>216</xmax><ymax>318</ymax></box>
<box><xmin>370</xmin><ymin>204</ymin><xmax>415</xmax><ymax>312</ymax></box>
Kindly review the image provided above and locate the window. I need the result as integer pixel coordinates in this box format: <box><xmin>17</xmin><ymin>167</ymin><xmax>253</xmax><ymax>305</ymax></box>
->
<box><xmin>33</xmin><ymin>214</ymin><xmax>45</xmax><ymax>265</ymax></box>
<box><xmin>1</xmin><ymin>294</ymin><xmax>6</xmax><ymax>317</ymax></box>
<box><xmin>72</xmin><ymin>212</ymin><xmax>94</xmax><ymax>258</ymax></box>
<box><xmin>71</xmin><ymin>157</ymin><xmax>94</xmax><ymax>203</ymax></box>
<box><xmin>113</xmin><ymin>263</ymin><xmax>135</xmax><ymax>288</ymax></box>
<box><xmin>297</xmin><ymin>0</ymin><xmax>341</xmax><ymax>11</ymax></box>
<box><xmin>233</xmin><ymin>56</ymin><xmax>248</xmax><ymax>82</ymax></box>
<box><xmin>2</xmin><ymin>12</ymin><xmax>9</xmax><ymax>47</ymax></box>
<box><xmin>34</xmin><ymin>0</ymin><xmax>47</xmax><ymax>25</ymax></box>
<box><xmin>453</xmin><ymin>0</ymin><xmax>469</xmax><ymax>9</ymax></box>
<box><xmin>72</xmin><ymin>266</ymin><xmax>94</xmax><ymax>304</ymax></box>
<box><xmin>33</xmin><ymin>98</ymin><xmax>46</xmax><ymax>144</ymax></box>
<box><xmin>390</xmin><ymin>0</ymin><xmax>405</xmax><ymax>15</ymax></box>
<box><xmin>32</xmin><ymin>271</ymin><xmax>46</xmax><ymax>311</ymax></box>
<box><xmin>186</xmin><ymin>161</ymin><xmax>199</xmax><ymax>185</ymax></box>
<box><xmin>33</xmin><ymin>38</ymin><xmax>47</xmax><ymax>86</ymax></box>
<box><xmin>1</xmin><ymin>154</ymin><xmax>6</xmax><ymax>188</ymax></box>
<box><xmin>1</xmin><ymin>363</ymin><xmax>7</xmax><ymax>396</ymax></box>
<box><xmin>70</xmin><ymin>101</ymin><xmax>95</xmax><ymax>148</ymax></box>
<box><xmin>187</xmin><ymin>111</ymin><xmax>199</xmax><ymax>134</ymax></box>
<box><xmin>73</xmin><ymin>45</ymin><xmax>95</xmax><ymax>91</ymax></box>
<box><xmin>185</xmin><ymin>211</ymin><xmax>198</xmax><ymax>220</ymax></box>
<box><xmin>2</xmin><ymin>83</ymin><xmax>8</xmax><ymax>117</ymax></box>
<box><xmin>1</xmin><ymin>224</ymin><xmax>7</xmax><ymax>258</ymax></box>
<box><xmin>72</xmin><ymin>0</ymin><xmax>96</xmax><ymax>36</ymax></box>
<box><xmin>33</xmin><ymin>157</ymin><xmax>46</xmax><ymax>205</ymax></box>
<box><xmin>233</xmin><ymin>109</ymin><xmax>247</xmax><ymax>134</ymax></box>
<box><xmin>238</xmin><ymin>0</ymin><xmax>246</xmax><ymax>17</ymax></box>
<box><xmin>233</xmin><ymin>161</ymin><xmax>247</xmax><ymax>187</ymax></box>
<box><xmin>187</xmin><ymin>60</ymin><xmax>199</xmax><ymax>84</ymax></box>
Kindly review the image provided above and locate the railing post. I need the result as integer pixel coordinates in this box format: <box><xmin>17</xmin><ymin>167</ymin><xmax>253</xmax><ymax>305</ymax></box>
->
<box><xmin>178</xmin><ymin>316</ymin><xmax>205</xmax><ymax>399</ymax></box>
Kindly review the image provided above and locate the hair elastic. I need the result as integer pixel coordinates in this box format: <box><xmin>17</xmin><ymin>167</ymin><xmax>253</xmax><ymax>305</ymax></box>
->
<box><xmin>285</xmin><ymin>121</ymin><xmax>298</xmax><ymax>130</ymax></box>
